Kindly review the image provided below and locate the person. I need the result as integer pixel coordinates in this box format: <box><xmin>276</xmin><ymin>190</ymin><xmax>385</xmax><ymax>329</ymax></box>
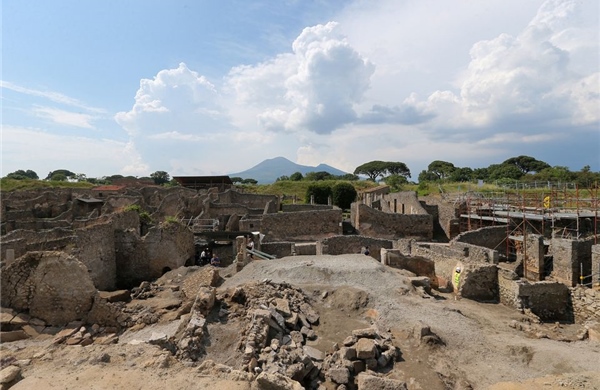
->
<box><xmin>200</xmin><ymin>248</ymin><xmax>209</xmax><ymax>265</ymax></box>
<box><xmin>246</xmin><ymin>236</ymin><xmax>255</xmax><ymax>259</ymax></box>
<box><xmin>210</xmin><ymin>253</ymin><xmax>220</xmax><ymax>267</ymax></box>
<box><xmin>364</xmin><ymin>246</ymin><xmax>370</xmax><ymax>256</ymax></box>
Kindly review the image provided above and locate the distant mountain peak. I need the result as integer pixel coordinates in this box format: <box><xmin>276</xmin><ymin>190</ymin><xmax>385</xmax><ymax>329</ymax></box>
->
<box><xmin>228</xmin><ymin>156</ymin><xmax>348</xmax><ymax>184</ymax></box>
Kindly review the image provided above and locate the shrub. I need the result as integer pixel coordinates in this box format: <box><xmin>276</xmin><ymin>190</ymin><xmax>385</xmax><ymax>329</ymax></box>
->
<box><xmin>305</xmin><ymin>182</ymin><xmax>332</xmax><ymax>205</ymax></box>
<box><xmin>332</xmin><ymin>182</ymin><xmax>357</xmax><ymax>210</ymax></box>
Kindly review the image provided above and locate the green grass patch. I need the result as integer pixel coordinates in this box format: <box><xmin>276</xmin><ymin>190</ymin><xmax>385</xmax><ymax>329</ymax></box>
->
<box><xmin>0</xmin><ymin>178</ymin><xmax>95</xmax><ymax>192</ymax></box>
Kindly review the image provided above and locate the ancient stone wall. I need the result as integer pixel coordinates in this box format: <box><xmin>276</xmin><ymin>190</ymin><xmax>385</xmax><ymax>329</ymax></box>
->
<box><xmin>378</xmin><ymin>191</ymin><xmax>429</xmax><ymax>215</ymax></box>
<box><xmin>114</xmin><ymin>228</ymin><xmax>147</xmax><ymax>288</ymax></box>
<box><xmin>518</xmin><ymin>281</ymin><xmax>571</xmax><ymax>321</ymax></box>
<box><xmin>549</xmin><ymin>236</ymin><xmax>595</xmax><ymax>287</ymax></box>
<box><xmin>451</xmin><ymin>225</ymin><xmax>508</xmax><ymax>250</ymax></box>
<box><xmin>420</xmin><ymin>196</ymin><xmax>462</xmax><ymax>241</ymax></box>
<box><xmin>450</xmin><ymin>242</ymin><xmax>499</xmax><ymax>264</ymax></box>
<box><xmin>294</xmin><ymin>243</ymin><xmax>317</xmax><ymax>255</ymax></box>
<box><xmin>320</xmin><ymin>235</ymin><xmax>394</xmax><ymax>259</ymax></box>
<box><xmin>0</xmin><ymin>251</ymin><xmax>96</xmax><ymax>326</ymax></box>
<box><xmin>260</xmin><ymin>209</ymin><xmax>343</xmax><ymax>242</ymax></box>
<box><xmin>261</xmin><ymin>242</ymin><xmax>294</xmax><ymax>258</ymax></box>
<box><xmin>73</xmin><ymin>221</ymin><xmax>116</xmax><ymax>290</ymax></box>
<box><xmin>571</xmin><ymin>286</ymin><xmax>600</xmax><ymax>323</ymax></box>
<box><xmin>412</xmin><ymin>243</ymin><xmax>462</xmax><ymax>281</ymax></box>
<box><xmin>592</xmin><ymin>244</ymin><xmax>600</xmax><ymax>287</ymax></box>
<box><xmin>239</xmin><ymin>217</ymin><xmax>262</xmax><ymax>233</ymax></box>
<box><xmin>382</xmin><ymin>249</ymin><xmax>437</xmax><ymax>286</ymax></box>
<box><xmin>351</xmin><ymin>203</ymin><xmax>432</xmax><ymax>240</ymax></box>
<box><xmin>217</xmin><ymin>190</ymin><xmax>280</xmax><ymax>210</ymax></box>
<box><xmin>458</xmin><ymin>264</ymin><xmax>499</xmax><ymax>302</ymax></box>
<box><xmin>144</xmin><ymin>223</ymin><xmax>195</xmax><ymax>278</ymax></box>
<box><xmin>282</xmin><ymin>204</ymin><xmax>333</xmax><ymax>212</ymax></box>
<box><xmin>498</xmin><ymin>268</ymin><xmax>520</xmax><ymax>308</ymax></box>
<box><xmin>1</xmin><ymin>228</ymin><xmax>76</xmax><ymax>262</ymax></box>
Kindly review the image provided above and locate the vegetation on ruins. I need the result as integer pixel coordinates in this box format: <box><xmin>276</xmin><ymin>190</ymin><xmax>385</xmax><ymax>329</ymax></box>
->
<box><xmin>124</xmin><ymin>204</ymin><xmax>152</xmax><ymax>224</ymax></box>
<box><xmin>150</xmin><ymin>170</ymin><xmax>171</xmax><ymax>185</ymax></box>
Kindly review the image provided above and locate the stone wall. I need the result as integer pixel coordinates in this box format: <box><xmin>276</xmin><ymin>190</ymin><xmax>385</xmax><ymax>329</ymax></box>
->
<box><xmin>351</xmin><ymin>203</ymin><xmax>432</xmax><ymax>240</ymax></box>
<box><xmin>114</xmin><ymin>228</ymin><xmax>147</xmax><ymax>288</ymax></box>
<box><xmin>72</xmin><ymin>221</ymin><xmax>116</xmax><ymax>290</ymax></box>
<box><xmin>1</xmin><ymin>228</ymin><xmax>76</xmax><ymax>263</ymax></box>
<box><xmin>450</xmin><ymin>242</ymin><xmax>499</xmax><ymax>264</ymax></box>
<box><xmin>144</xmin><ymin>222</ymin><xmax>195</xmax><ymax>278</ymax></box>
<box><xmin>294</xmin><ymin>243</ymin><xmax>317</xmax><ymax>256</ymax></box>
<box><xmin>498</xmin><ymin>268</ymin><xmax>521</xmax><ymax>308</ymax></box>
<box><xmin>549</xmin><ymin>236</ymin><xmax>595</xmax><ymax>287</ymax></box>
<box><xmin>282</xmin><ymin>204</ymin><xmax>334</xmax><ymax>212</ymax></box>
<box><xmin>571</xmin><ymin>286</ymin><xmax>600</xmax><ymax>323</ymax></box>
<box><xmin>420</xmin><ymin>196</ymin><xmax>462</xmax><ymax>241</ymax></box>
<box><xmin>0</xmin><ymin>251</ymin><xmax>97</xmax><ymax>326</ymax></box>
<box><xmin>378</xmin><ymin>191</ymin><xmax>429</xmax><ymax>215</ymax></box>
<box><xmin>518</xmin><ymin>281</ymin><xmax>571</xmax><ymax>321</ymax></box>
<box><xmin>451</xmin><ymin>225</ymin><xmax>508</xmax><ymax>250</ymax></box>
<box><xmin>239</xmin><ymin>217</ymin><xmax>263</xmax><ymax>233</ymax></box>
<box><xmin>260</xmin><ymin>209</ymin><xmax>343</xmax><ymax>242</ymax></box>
<box><xmin>591</xmin><ymin>244</ymin><xmax>600</xmax><ymax>287</ymax></box>
<box><xmin>261</xmin><ymin>242</ymin><xmax>294</xmax><ymax>258</ymax></box>
<box><xmin>382</xmin><ymin>249</ymin><xmax>437</xmax><ymax>287</ymax></box>
<box><xmin>217</xmin><ymin>189</ymin><xmax>280</xmax><ymax>210</ymax></box>
<box><xmin>458</xmin><ymin>264</ymin><xmax>499</xmax><ymax>302</ymax></box>
<box><xmin>319</xmin><ymin>235</ymin><xmax>394</xmax><ymax>259</ymax></box>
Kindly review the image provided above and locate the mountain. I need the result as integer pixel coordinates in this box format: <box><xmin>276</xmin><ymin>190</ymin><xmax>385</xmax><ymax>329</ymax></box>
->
<box><xmin>228</xmin><ymin>157</ymin><xmax>348</xmax><ymax>184</ymax></box>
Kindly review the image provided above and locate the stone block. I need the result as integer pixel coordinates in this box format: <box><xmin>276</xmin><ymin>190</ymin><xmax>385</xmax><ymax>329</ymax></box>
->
<box><xmin>98</xmin><ymin>290</ymin><xmax>131</xmax><ymax>303</ymax></box>
<box><xmin>0</xmin><ymin>330</ymin><xmax>29</xmax><ymax>342</ymax></box>
<box><xmin>356</xmin><ymin>373</ymin><xmax>408</xmax><ymax>390</ymax></box>
<box><xmin>328</xmin><ymin>367</ymin><xmax>350</xmax><ymax>384</ymax></box>
<box><xmin>355</xmin><ymin>338</ymin><xmax>376</xmax><ymax>359</ymax></box>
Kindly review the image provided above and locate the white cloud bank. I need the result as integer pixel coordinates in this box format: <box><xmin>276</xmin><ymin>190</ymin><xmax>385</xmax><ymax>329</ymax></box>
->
<box><xmin>112</xmin><ymin>0</ymin><xmax>598</xmax><ymax>176</ymax></box>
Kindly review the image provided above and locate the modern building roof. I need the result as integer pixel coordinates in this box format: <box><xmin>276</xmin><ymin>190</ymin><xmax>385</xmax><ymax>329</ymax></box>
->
<box><xmin>173</xmin><ymin>176</ymin><xmax>233</xmax><ymax>190</ymax></box>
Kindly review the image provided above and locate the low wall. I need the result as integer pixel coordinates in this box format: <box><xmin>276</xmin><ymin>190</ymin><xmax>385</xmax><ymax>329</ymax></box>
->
<box><xmin>519</xmin><ymin>281</ymin><xmax>571</xmax><ymax>321</ymax></box>
<box><xmin>282</xmin><ymin>204</ymin><xmax>334</xmax><ymax>212</ymax></box>
<box><xmin>261</xmin><ymin>242</ymin><xmax>294</xmax><ymax>258</ymax></box>
<box><xmin>351</xmin><ymin>203</ymin><xmax>432</xmax><ymax>240</ymax></box>
<box><xmin>450</xmin><ymin>242</ymin><xmax>499</xmax><ymax>264</ymax></box>
<box><xmin>294</xmin><ymin>243</ymin><xmax>317</xmax><ymax>256</ymax></box>
<box><xmin>382</xmin><ymin>249</ymin><xmax>437</xmax><ymax>288</ymax></box>
<box><xmin>319</xmin><ymin>235</ymin><xmax>393</xmax><ymax>259</ymax></box>
<box><xmin>261</xmin><ymin>209</ymin><xmax>343</xmax><ymax>242</ymax></box>
<box><xmin>451</xmin><ymin>225</ymin><xmax>508</xmax><ymax>250</ymax></box>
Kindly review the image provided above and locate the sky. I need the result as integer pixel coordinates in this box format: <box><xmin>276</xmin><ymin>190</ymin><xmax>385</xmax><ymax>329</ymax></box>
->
<box><xmin>2</xmin><ymin>0</ymin><xmax>599</xmax><ymax>180</ymax></box>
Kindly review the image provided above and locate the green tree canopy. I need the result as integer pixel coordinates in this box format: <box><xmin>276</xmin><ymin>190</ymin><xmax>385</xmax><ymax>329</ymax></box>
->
<box><xmin>304</xmin><ymin>171</ymin><xmax>334</xmax><ymax>181</ymax></box>
<box><xmin>6</xmin><ymin>169</ymin><xmax>39</xmax><ymax>180</ymax></box>
<box><xmin>290</xmin><ymin>172</ymin><xmax>304</xmax><ymax>181</ymax></box>
<box><xmin>305</xmin><ymin>182</ymin><xmax>332</xmax><ymax>205</ymax></box>
<box><xmin>418</xmin><ymin>170</ymin><xmax>439</xmax><ymax>182</ymax></box>
<box><xmin>427</xmin><ymin>160</ymin><xmax>455</xmax><ymax>180</ymax></box>
<box><xmin>354</xmin><ymin>161</ymin><xmax>411</xmax><ymax>181</ymax></box>
<box><xmin>384</xmin><ymin>174</ymin><xmax>408</xmax><ymax>191</ymax></box>
<box><xmin>488</xmin><ymin>164</ymin><xmax>524</xmax><ymax>181</ymax></box>
<box><xmin>46</xmin><ymin>169</ymin><xmax>75</xmax><ymax>180</ymax></box>
<box><xmin>276</xmin><ymin>175</ymin><xmax>290</xmax><ymax>182</ymax></box>
<box><xmin>241</xmin><ymin>178</ymin><xmax>258</xmax><ymax>185</ymax></box>
<box><xmin>332</xmin><ymin>182</ymin><xmax>357</xmax><ymax>209</ymax></box>
<box><xmin>150</xmin><ymin>171</ymin><xmax>171</xmax><ymax>185</ymax></box>
<box><xmin>230</xmin><ymin>176</ymin><xmax>243</xmax><ymax>184</ymax></box>
<box><xmin>503</xmin><ymin>156</ymin><xmax>550</xmax><ymax>174</ymax></box>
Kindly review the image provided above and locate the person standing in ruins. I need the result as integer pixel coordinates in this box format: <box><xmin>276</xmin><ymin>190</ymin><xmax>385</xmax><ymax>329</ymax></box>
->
<box><xmin>246</xmin><ymin>236</ymin><xmax>255</xmax><ymax>259</ymax></box>
<box><xmin>210</xmin><ymin>253</ymin><xmax>220</xmax><ymax>267</ymax></box>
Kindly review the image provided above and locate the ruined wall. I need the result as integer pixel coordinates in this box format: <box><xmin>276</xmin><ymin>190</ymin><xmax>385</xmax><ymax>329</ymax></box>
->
<box><xmin>239</xmin><ymin>217</ymin><xmax>262</xmax><ymax>232</ymax></box>
<box><xmin>522</xmin><ymin>235</ymin><xmax>545</xmax><ymax>281</ymax></box>
<box><xmin>294</xmin><ymin>243</ymin><xmax>317</xmax><ymax>256</ymax></box>
<box><xmin>72</xmin><ymin>221</ymin><xmax>116</xmax><ymax>290</ymax></box>
<box><xmin>412</xmin><ymin>243</ymin><xmax>462</xmax><ymax>281</ymax></box>
<box><xmin>1</xmin><ymin>228</ymin><xmax>76</xmax><ymax>262</ymax></box>
<box><xmin>450</xmin><ymin>242</ymin><xmax>499</xmax><ymax>264</ymax></box>
<box><xmin>320</xmin><ymin>235</ymin><xmax>393</xmax><ymax>259</ymax></box>
<box><xmin>378</xmin><ymin>191</ymin><xmax>429</xmax><ymax>215</ymax></box>
<box><xmin>420</xmin><ymin>196</ymin><xmax>462</xmax><ymax>241</ymax></box>
<box><xmin>382</xmin><ymin>249</ymin><xmax>437</xmax><ymax>287</ymax></box>
<box><xmin>0</xmin><ymin>251</ymin><xmax>96</xmax><ymax>326</ymax></box>
<box><xmin>571</xmin><ymin>286</ymin><xmax>600</xmax><ymax>322</ymax></box>
<box><xmin>261</xmin><ymin>242</ymin><xmax>294</xmax><ymax>258</ymax></box>
<box><xmin>591</xmin><ymin>244</ymin><xmax>600</xmax><ymax>287</ymax></box>
<box><xmin>549</xmin><ymin>237</ymin><xmax>594</xmax><ymax>287</ymax></box>
<box><xmin>114</xmin><ymin>229</ymin><xmax>146</xmax><ymax>288</ymax></box>
<box><xmin>518</xmin><ymin>281</ymin><xmax>571</xmax><ymax>321</ymax></box>
<box><xmin>458</xmin><ymin>264</ymin><xmax>499</xmax><ymax>302</ymax></box>
<box><xmin>144</xmin><ymin>223</ymin><xmax>195</xmax><ymax>278</ymax></box>
<box><xmin>282</xmin><ymin>204</ymin><xmax>333</xmax><ymax>212</ymax></box>
<box><xmin>351</xmin><ymin>203</ymin><xmax>432</xmax><ymax>240</ymax></box>
<box><xmin>261</xmin><ymin>209</ymin><xmax>343</xmax><ymax>242</ymax></box>
<box><xmin>217</xmin><ymin>190</ymin><xmax>280</xmax><ymax>210</ymax></box>
<box><xmin>207</xmin><ymin>203</ymin><xmax>250</xmax><ymax>219</ymax></box>
<box><xmin>451</xmin><ymin>225</ymin><xmax>508</xmax><ymax>250</ymax></box>
<box><xmin>498</xmin><ymin>268</ymin><xmax>521</xmax><ymax>308</ymax></box>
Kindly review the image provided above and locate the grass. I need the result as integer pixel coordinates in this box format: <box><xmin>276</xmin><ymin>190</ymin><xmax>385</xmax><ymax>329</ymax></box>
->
<box><xmin>0</xmin><ymin>178</ymin><xmax>95</xmax><ymax>192</ymax></box>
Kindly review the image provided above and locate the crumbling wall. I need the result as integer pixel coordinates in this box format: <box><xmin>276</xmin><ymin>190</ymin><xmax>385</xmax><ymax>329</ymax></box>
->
<box><xmin>239</xmin><ymin>217</ymin><xmax>262</xmax><ymax>233</ymax></box>
<box><xmin>450</xmin><ymin>242</ymin><xmax>499</xmax><ymax>264</ymax></box>
<box><xmin>458</xmin><ymin>264</ymin><xmax>499</xmax><ymax>302</ymax></box>
<box><xmin>420</xmin><ymin>196</ymin><xmax>462</xmax><ymax>240</ymax></box>
<box><xmin>0</xmin><ymin>251</ymin><xmax>97</xmax><ymax>326</ymax></box>
<box><xmin>261</xmin><ymin>242</ymin><xmax>294</xmax><ymax>258</ymax></box>
<box><xmin>571</xmin><ymin>286</ymin><xmax>600</xmax><ymax>322</ymax></box>
<box><xmin>498</xmin><ymin>268</ymin><xmax>520</xmax><ymax>308</ymax></box>
<box><xmin>518</xmin><ymin>281</ymin><xmax>571</xmax><ymax>321</ymax></box>
<box><xmin>282</xmin><ymin>204</ymin><xmax>333</xmax><ymax>212</ymax></box>
<box><xmin>72</xmin><ymin>221</ymin><xmax>116</xmax><ymax>290</ymax></box>
<box><xmin>351</xmin><ymin>203</ymin><xmax>432</xmax><ymax>240</ymax></box>
<box><xmin>114</xmin><ymin>229</ymin><xmax>147</xmax><ymax>288</ymax></box>
<box><xmin>217</xmin><ymin>189</ymin><xmax>280</xmax><ymax>210</ymax></box>
<box><xmin>377</xmin><ymin>191</ymin><xmax>429</xmax><ymax>215</ymax></box>
<box><xmin>294</xmin><ymin>243</ymin><xmax>317</xmax><ymax>256</ymax></box>
<box><xmin>549</xmin><ymin>237</ymin><xmax>594</xmax><ymax>287</ymax></box>
<box><xmin>382</xmin><ymin>249</ymin><xmax>437</xmax><ymax>287</ymax></box>
<box><xmin>261</xmin><ymin>209</ymin><xmax>343</xmax><ymax>242</ymax></box>
<box><xmin>451</xmin><ymin>225</ymin><xmax>508</xmax><ymax>250</ymax></box>
<box><xmin>1</xmin><ymin>228</ymin><xmax>76</xmax><ymax>262</ymax></box>
<box><xmin>320</xmin><ymin>235</ymin><xmax>393</xmax><ymax>259</ymax></box>
<box><xmin>144</xmin><ymin>222</ymin><xmax>195</xmax><ymax>278</ymax></box>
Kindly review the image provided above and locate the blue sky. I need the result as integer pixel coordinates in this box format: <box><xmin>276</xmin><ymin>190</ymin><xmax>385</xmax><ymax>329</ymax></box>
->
<box><xmin>2</xmin><ymin>0</ymin><xmax>599</xmax><ymax>180</ymax></box>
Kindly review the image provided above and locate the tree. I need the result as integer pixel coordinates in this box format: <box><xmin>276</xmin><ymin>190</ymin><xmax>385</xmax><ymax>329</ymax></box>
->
<box><xmin>304</xmin><ymin>171</ymin><xmax>334</xmax><ymax>181</ymax></box>
<box><xmin>290</xmin><ymin>172</ymin><xmax>304</xmax><ymax>181</ymax></box>
<box><xmin>503</xmin><ymin>156</ymin><xmax>550</xmax><ymax>174</ymax></box>
<box><xmin>427</xmin><ymin>160</ymin><xmax>455</xmax><ymax>180</ymax></box>
<box><xmin>150</xmin><ymin>171</ymin><xmax>170</xmax><ymax>185</ymax></box>
<box><xmin>276</xmin><ymin>175</ymin><xmax>290</xmax><ymax>182</ymax></box>
<box><xmin>305</xmin><ymin>183</ymin><xmax>332</xmax><ymax>205</ymax></box>
<box><xmin>332</xmin><ymin>182</ymin><xmax>357</xmax><ymax>209</ymax></box>
<box><xmin>50</xmin><ymin>173</ymin><xmax>68</xmax><ymax>181</ymax></box>
<box><xmin>488</xmin><ymin>164</ymin><xmax>524</xmax><ymax>181</ymax></box>
<box><xmin>384</xmin><ymin>174</ymin><xmax>408</xmax><ymax>191</ymax></box>
<box><xmin>354</xmin><ymin>161</ymin><xmax>388</xmax><ymax>181</ymax></box>
<box><xmin>418</xmin><ymin>170</ymin><xmax>439</xmax><ymax>182</ymax></box>
<box><xmin>449</xmin><ymin>167</ymin><xmax>474</xmax><ymax>182</ymax></box>
<box><xmin>241</xmin><ymin>178</ymin><xmax>258</xmax><ymax>185</ymax></box>
<box><xmin>46</xmin><ymin>169</ymin><xmax>75</xmax><ymax>180</ymax></box>
<box><xmin>354</xmin><ymin>161</ymin><xmax>411</xmax><ymax>181</ymax></box>
<box><xmin>6</xmin><ymin>169</ymin><xmax>39</xmax><ymax>180</ymax></box>
<box><xmin>337</xmin><ymin>173</ymin><xmax>359</xmax><ymax>181</ymax></box>
<box><xmin>230</xmin><ymin>177</ymin><xmax>243</xmax><ymax>184</ymax></box>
